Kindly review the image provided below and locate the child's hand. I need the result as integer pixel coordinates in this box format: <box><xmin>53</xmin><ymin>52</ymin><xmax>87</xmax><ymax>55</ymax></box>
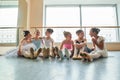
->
<box><xmin>75</xmin><ymin>44</ymin><xmax>82</xmax><ymax>48</ymax></box>
<box><xmin>17</xmin><ymin>50</ymin><xmax>21</xmax><ymax>56</ymax></box>
<box><xmin>91</xmin><ymin>47</ymin><xmax>95</xmax><ymax>50</ymax></box>
<box><xmin>92</xmin><ymin>37</ymin><xmax>97</xmax><ymax>44</ymax></box>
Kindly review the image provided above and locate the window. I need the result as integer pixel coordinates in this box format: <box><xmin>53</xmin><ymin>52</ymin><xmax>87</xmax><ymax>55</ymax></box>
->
<box><xmin>45</xmin><ymin>5</ymin><xmax>118</xmax><ymax>42</ymax></box>
<box><xmin>0</xmin><ymin>7</ymin><xmax>18</xmax><ymax>43</ymax></box>
<box><xmin>45</xmin><ymin>6</ymin><xmax>80</xmax><ymax>42</ymax></box>
<box><xmin>81</xmin><ymin>6</ymin><xmax>117</xmax><ymax>42</ymax></box>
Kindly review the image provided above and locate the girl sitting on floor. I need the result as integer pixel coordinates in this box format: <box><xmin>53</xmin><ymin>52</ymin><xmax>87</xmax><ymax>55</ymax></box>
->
<box><xmin>17</xmin><ymin>30</ymin><xmax>42</xmax><ymax>59</ymax></box>
<box><xmin>59</xmin><ymin>31</ymin><xmax>74</xmax><ymax>60</ymax></box>
<box><xmin>80</xmin><ymin>28</ymin><xmax>108</xmax><ymax>62</ymax></box>
<box><xmin>72</xmin><ymin>29</ymin><xmax>87</xmax><ymax>60</ymax></box>
<box><xmin>42</xmin><ymin>29</ymin><xmax>59</xmax><ymax>58</ymax></box>
<box><xmin>32</xmin><ymin>29</ymin><xmax>44</xmax><ymax>56</ymax></box>
<box><xmin>72</xmin><ymin>29</ymin><xmax>93</xmax><ymax>60</ymax></box>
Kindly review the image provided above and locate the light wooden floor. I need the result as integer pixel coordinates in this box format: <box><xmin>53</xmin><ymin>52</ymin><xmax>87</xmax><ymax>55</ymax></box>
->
<box><xmin>0</xmin><ymin>50</ymin><xmax>120</xmax><ymax>80</ymax></box>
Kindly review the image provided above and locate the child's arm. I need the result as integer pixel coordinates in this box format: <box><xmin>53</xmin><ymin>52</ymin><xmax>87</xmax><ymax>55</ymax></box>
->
<box><xmin>60</xmin><ymin>41</ymin><xmax>64</xmax><ymax>50</ymax></box>
<box><xmin>92</xmin><ymin>43</ymin><xmax>95</xmax><ymax>50</ymax></box>
<box><xmin>74</xmin><ymin>39</ymin><xmax>86</xmax><ymax>48</ymax></box>
<box><xmin>91</xmin><ymin>37</ymin><xmax>96</xmax><ymax>50</ymax></box>
<box><xmin>92</xmin><ymin>37</ymin><xmax>104</xmax><ymax>50</ymax></box>
<box><xmin>95</xmin><ymin>41</ymin><xmax>104</xmax><ymax>50</ymax></box>
<box><xmin>72</xmin><ymin>40</ymin><xmax>74</xmax><ymax>52</ymax></box>
<box><xmin>41</xmin><ymin>37</ymin><xmax>46</xmax><ymax>48</ymax></box>
<box><xmin>80</xmin><ymin>38</ymin><xmax>87</xmax><ymax>47</ymax></box>
<box><xmin>51</xmin><ymin>40</ymin><xmax>54</xmax><ymax>48</ymax></box>
<box><xmin>74</xmin><ymin>40</ymin><xmax>81</xmax><ymax>48</ymax></box>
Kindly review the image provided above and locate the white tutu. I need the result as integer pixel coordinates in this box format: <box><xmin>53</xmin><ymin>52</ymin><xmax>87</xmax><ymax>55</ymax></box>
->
<box><xmin>21</xmin><ymin>43</ymin><xmax>37</xmax><ymax>53</ymax></box>
<box><xmin>5</xmin><ymin>43</ymin><xmax>36</xmax><ymax>57</ymax></box>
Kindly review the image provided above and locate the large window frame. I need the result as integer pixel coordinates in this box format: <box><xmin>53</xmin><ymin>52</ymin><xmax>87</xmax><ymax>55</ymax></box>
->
<box><xmin>0</xmin><ymin>4</ymin><xmax>18</xmax><ymax>46</ymax></box>
<box><xmin>44</xmin><ymin>4</ymin><xmax>119</xmax><ymax>43</ymax></box>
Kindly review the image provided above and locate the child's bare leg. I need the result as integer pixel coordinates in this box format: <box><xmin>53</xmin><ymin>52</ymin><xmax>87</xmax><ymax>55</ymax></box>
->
<box><xmin>30</xmin><ymin>47</ymin><xmax>34</xmax><ymax>58</ymax></box>
<box><xmin>70</xmin><ymin>50</ymin><xmax>74</xmax><ymax>58</ymax></box>
<box><xmin>81</xmin><ymin>52</ymin><xmax>93</xmax><ymax>62</ymax></box>
<box><xmin>42</xmin><ymin>48</ymin><xmax>47</xmax><ymax>58</ymax></box>
<box><xmin>46</xmin><ymin>48</ymin><xmax>50</xmax><ymax>58</ymax></box>
<box><xmin>58</xmin><ymin>50</ymin><xmax>64</xmax><ymax>60</ymax></box>
<box><xmin>34</xmin><ymin>48</ymin><xmax>42</xmax><ymax>59</ymax></box>
<box><xmin>64</xmin><ymin>48</ymin><xmax>70</xmax><ymax>59</ymax></box>
<box><xmin>23</xmin><ymin>51</ymin><xmax>34</xmax><ymax>59</ymax></box>
<box><xmin>50</xmin><ymin>47</ymin><xmax>55</xmax><ymax>58</ymax></box>
<box><xmin>72</xmin><ymin>48</ymin><xmax>78</xmax><ymax>60</ymax></box>
<box><xmin>54</xmin><ymin>46</ymin><xmax>60</xmax><ymax>58</ymax></box>
<box><xmin>42</xmin><ymin>48</ymin><xmax>50</xmax><ymax>58</ymax></box>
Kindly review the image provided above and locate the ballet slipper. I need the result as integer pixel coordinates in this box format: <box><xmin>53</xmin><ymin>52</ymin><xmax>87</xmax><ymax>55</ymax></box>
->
<box><xmin>54</xmin><ymin>47</ymin><xmax>60</xmax><ymax>58</ymax></box>
<box><xmin>50</xmin><ymin>47</ymin><xmax>55</xmax><ymax>58</ymax></box>
<box><xmin>72</xmin><ymin>54</ymin><xmax>78</xmax><ymax>60</ymax></box>
<box><xmin>64</xmin><ymin>48</ymin><xmax>70</xmax><ymax>59</ymax></box>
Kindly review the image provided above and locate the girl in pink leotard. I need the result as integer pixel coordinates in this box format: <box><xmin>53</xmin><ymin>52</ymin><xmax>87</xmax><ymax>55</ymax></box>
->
<box><xmin>59</xmin><ymin>31</ymin><xmax>74</xmax><ymax>59</ymax></box>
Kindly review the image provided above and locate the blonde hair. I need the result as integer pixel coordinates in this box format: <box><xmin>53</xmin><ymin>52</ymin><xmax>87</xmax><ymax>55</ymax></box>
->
<box><xmin>63</xmin><ymin>31</ymin><xmax>71</xmax><ymax>37</ymax></box>
<box><xmin>34</xmin><ymin>28</ymin><xmax>40</xmax><ymax>33</ymax></box>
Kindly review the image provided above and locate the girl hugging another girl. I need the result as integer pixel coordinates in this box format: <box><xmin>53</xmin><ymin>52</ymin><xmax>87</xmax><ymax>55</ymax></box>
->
<box><xmin>80</xmin><ymin>28</ymin><xmax>108</xmax><ymax>62</ymax></box>
<box><xmin>17</xmin><ymin>30</ymin><xmax>42</xmax><ymax>59</ymax></box>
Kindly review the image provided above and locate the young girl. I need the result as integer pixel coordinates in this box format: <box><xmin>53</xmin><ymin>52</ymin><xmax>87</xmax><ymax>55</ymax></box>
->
<box><xmin>17</xmin><ymin>30</ymin><xmax>41</xmax><ymax>59</ymax></box>
<box><xmin>42</xmin><ymin>29</ymin><xmax>59</xmax><ymax>58</ymax></box>
<box><xmin>72</xmin><ymin>29</ymin><xmax>87</xmax><ymax>60</ymax></box>
<box><xmin>32</xmin><ymin>29</ymin><xmax>43</xmax><ymax>50</ymax></box>
<box><xmin>43</xmin><ymin>29</ymin><xmax>54</xmax><ymax>48</ymax></box>
<box><xmin>80</xmin><ymin>28</ymin><xmax>108</xmax><ymax>62</ymax></box>
<box><xmin>59</xmin><ymin>31</ymin><xmax>74</xmax><ymax>59</ymax></box>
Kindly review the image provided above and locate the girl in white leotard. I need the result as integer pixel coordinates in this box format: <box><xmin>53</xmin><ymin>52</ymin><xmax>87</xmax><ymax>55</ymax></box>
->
<box><xmin>81</xmin><ymin>28</ymin><xmax>108</xmax><ymax>62</ymax></box>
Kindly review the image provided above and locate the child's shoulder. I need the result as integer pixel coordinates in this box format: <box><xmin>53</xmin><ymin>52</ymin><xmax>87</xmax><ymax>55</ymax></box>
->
<box><xmin>62</xmin><ymin>40</ymin><xmax>73</xmax><ymax>43</ymax></box>
<box><xmin>83</xmin><ymin>38</ymin><xmax>87</xmax><ymax>41</ymax></box>
<box><xmin>71</xmin><ymin>40</ymin><xmax>74</xmax><ymax>42</ymax></box>
<box><xmin>74</xmin><ymin>39</ymin><xmax>78</xmax><ymax>42</ymax></box>
<box><xmin>98</xmin><ymin>36</ymin><xmax>105</xmax><ymax>41</ymax></box>
<box><xmin>62</xmin><ymin>40</ymin><xmax>66</xmax><ymax>42</ymax></box>
<box><xmin>20</xmin><ymin>38</ymin><xmax>26</xmax><ymax>43</ymax></box>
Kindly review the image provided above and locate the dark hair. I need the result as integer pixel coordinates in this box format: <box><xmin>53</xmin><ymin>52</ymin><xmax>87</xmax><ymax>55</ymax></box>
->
<box><xmin>46</xmin><ymin>29</ymin><xmax>54</xmax><ymax>33</ymax></box>
<box><xmin>23</xmin><ymin>30</ymin><xmax>30</xmax><ymax>37</ymax></box>
<box><xmin>63</xmin><ymin>31</ymin><xmax>71</xmax><ymax>37</ymax></box>
<box><xmin>76</xmin><ymin>29</ymin><xmax>83</xmax><ymax>34</ymax></box>
<box><xmin>91</xmin><ymin>27</ymin><xmax>100</xmax><ymax>34</ymax></box>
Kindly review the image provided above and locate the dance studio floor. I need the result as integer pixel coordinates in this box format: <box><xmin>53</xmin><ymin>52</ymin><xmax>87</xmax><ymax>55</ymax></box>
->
<box><xmin>0</xmin><ymin>51</ymin><xmax>120</xmax><ymax>80</ymax></box>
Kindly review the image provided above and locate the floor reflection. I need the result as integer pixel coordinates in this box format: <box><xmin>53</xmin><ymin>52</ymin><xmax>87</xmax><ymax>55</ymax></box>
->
<box><xmin>0</xmin><ymin>51</ymin><xmax>120</xmax><ymax>80</ymax></box>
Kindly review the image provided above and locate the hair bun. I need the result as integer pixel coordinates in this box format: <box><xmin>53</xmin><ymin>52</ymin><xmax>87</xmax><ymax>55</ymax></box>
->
<box><xmin>23</xmin><ymin>30</ymin><xmax>30</xmax><ymax>37</ymax></box>
<box><xmin>63</xmin><ymin>31</ymin><xmax>71</xmax><ymax>37</ymax></box>
<box><xmin>91</xmin><ymin>27</ymin><xmax>100</xmax><ymax>34</ymax></box>
<box><xmin>96</xmin><ymin>28</ymin><xmax>100</xmax><ymax>33</ymax></box>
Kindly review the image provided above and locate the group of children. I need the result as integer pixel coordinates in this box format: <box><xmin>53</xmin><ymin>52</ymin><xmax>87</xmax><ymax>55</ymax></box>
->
<box><xmin>17</xmin><ymin>28</ymin><xmax>108</xmax><ymax>62</ymax></box>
